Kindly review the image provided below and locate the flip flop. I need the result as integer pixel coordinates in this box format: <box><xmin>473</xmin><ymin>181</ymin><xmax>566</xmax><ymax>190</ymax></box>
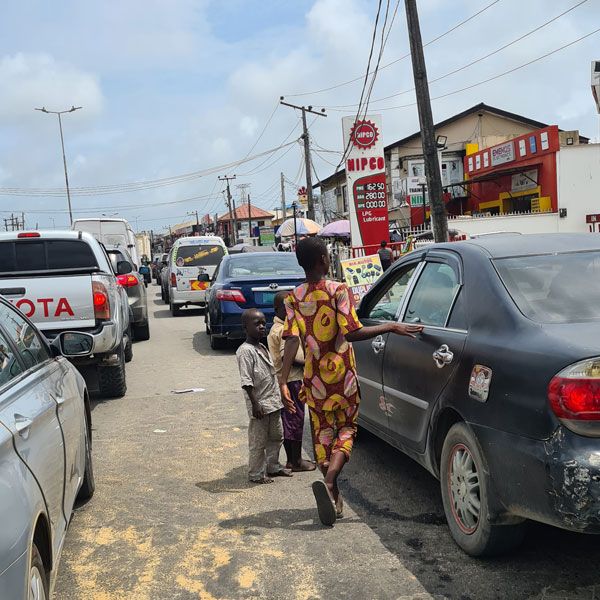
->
<box><xmin>312</xmin><ymin>480</ymin><xmax>337</xmax><ymax>526</ymax></box>
<box><xmin>267</xmin><ymin>468</ymin><xmax>293</xmax><ymax>477</ymax></box>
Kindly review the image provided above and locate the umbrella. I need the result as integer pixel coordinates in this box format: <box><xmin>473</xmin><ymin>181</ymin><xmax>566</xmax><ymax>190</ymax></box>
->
<box><xmin>276</xmin><ymin>217</ymin><xmax>322</xmax><ymax>238</ymax></box>
<box><xmin>317</xmin><ymin>220</ymin><xmax>350</xmax><ymax>238</ymax></box>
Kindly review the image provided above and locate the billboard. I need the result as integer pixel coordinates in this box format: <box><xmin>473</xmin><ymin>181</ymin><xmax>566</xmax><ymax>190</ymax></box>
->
<box><xmin>343</xmin><ymin>115</ymin><xmax>389</xmax><ymax>248</ymax></box>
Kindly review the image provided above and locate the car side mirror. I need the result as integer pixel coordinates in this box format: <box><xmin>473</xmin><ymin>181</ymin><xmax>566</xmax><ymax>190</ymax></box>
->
<box><xmin>51</xmin><ymin>332</ymin><xmax>94</xmax><ymax>357</ymax></box>
<box><xmin>198</xmin><ymin>273</ymin><xmax>210</xmax><ymax>283</ymax></box>
<box><xmin>117</xmin><ymin>261</ymin><xmax>133</xmax><ymax>275</ymax></box>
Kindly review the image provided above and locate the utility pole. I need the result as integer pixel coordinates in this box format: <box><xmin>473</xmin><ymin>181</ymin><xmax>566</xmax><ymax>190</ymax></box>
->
<box><xmin>219</xmin><ymin>175</ymin><xmax>237</xmax><ymax>245</ymax></box>
<box><xmin>237</xmin><ymin>183</ymin><xmax>252</xmax><ymax>243</ymax></box>
<box><xmin>280</xmin><ymin>172</ymin><xmax>287</xmax><ymax>220</ymax></box>
<box><xmin>404</xmin><ymin>0</ymin><xmax>448</xmax><ymax>242</ymax></box>
<box><xmin>279</xmin><ymin>98</ymin><xmax>326</xmax><ymax>221</ymax></box>
<box><xmin>34</xmin><ymin>105</ymin><xmax>82</xmax><ymax>226</ymax></box>
<box><xmin>187</xmin><ymin>210</ymin><xmax>200</xmax><ymax>234</ymax></box>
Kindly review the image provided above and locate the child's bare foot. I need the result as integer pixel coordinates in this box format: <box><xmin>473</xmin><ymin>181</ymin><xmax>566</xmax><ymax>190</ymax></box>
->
<box><xmin>249</xmin><ymin>476</ymin><xmax>274</xmax><ymax>484</ymax></box>
<box><xmin>335</xmin><ymin>494</ymin><xmax>344</xmax><ymax>518</ymax></box>
<box><xmin>292</xmin><ymin>459</ymin><xmax>316</xmax><ymax>472</ymax></box>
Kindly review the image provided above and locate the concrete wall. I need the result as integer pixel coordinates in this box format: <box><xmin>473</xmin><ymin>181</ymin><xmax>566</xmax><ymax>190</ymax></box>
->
<box><xmin>447</xmin><ymin>212</ymin><xmax>560</xmax><ymax>236</ymax></box>
<box><xmin>557</xmin><ymin>144</ymin><xmax>600</xmax><ymax>233</ymax></box>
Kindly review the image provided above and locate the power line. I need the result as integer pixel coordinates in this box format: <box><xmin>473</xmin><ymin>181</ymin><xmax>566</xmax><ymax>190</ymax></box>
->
<box><xmin>284</xmin><ymin>0</ymin><xmax>502</xmax><ymax>98</ymax></box>
<box><xmin>329</xmin><ymin>26</ymin><xmax>600</xmax><ymax>112</ymax></box>
<box><xmin>240</xmin><ymin>101</ymin><xmax>280</xmax><ymax>160</ymax></box>
<box><xmin>0</xmin><ymin>139</ymin><xmax>299</xmax><ymax>197</ymax></box>
<box><xmin>325</xmin><ymin>0</ymin><xmax>589</xmax><ymax>109</ymax></box>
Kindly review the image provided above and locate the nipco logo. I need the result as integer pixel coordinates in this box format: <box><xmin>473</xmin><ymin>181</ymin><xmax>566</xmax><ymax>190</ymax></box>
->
<box><xmin>350</xmin><ymin>119</ymin><xmax>379</xmax><ymax>150</ymax></box>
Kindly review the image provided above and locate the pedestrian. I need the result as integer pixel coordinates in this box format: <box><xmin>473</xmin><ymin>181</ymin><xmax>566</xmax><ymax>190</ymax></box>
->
<box><xmin>236</xmin><ymin>308</ymin><xmax>293</xmax><ymax>484</ymax></box>
<box><xmin>267</xmin><ymin>291</ymin><xmax>316</xmax><ymax>473</ymax></box>
<box><xmin>377</xmin><ymin>240</ymin><xmax>393</xmax><ymax>271</ymax></box>
<box><xmin>279</xmin><ymin>237</ymin><xmax>422</xmax><ymax>525</ymax></box>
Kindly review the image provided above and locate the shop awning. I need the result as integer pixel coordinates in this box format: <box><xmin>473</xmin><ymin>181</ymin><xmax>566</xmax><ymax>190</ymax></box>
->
<box><xmin>444</xmin><ymin>164</ymin><xmax>540</xmax><ymax>189</ymax></box>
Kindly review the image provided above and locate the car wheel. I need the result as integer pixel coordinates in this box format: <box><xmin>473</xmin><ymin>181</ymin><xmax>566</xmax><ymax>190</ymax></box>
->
<box><xmin>205</xmin><ymin>313</ymin><xmax>211</xmax><ymax>335</ymax></box>
<box><xmin>170</xmin><ymin>302</ymin><xmax>180</xmax><ymax>317</ymax></box>
<box><xmin>98</xmin><ymin>345</ymin><xmax>127</xmax><ymax>398</ymax></box>
<box><xmin>133</xmin><ymin>320</ymin><xmax>150</xmax><ymax>341</ymax></box>
<box><xmin>29</xmin><ymin>543</ymin><xmax>49</xmax><ymax>600</ymax></box>
<box><xmin>77</xmin><ymin>407</ymin><xmax>95</xmax><ymax>502</ymax></box>
<box><xmin>440</xmin><ymin>422</ymin><xmax>525</xmax><ymax>557</ymax></box>
<box><xmin>210</xmin><ymin>334</ymin><xmax>227</xmax><ymax>350</ymax></box>
<box><xmin>124</xmin><ymin>329</ymin><xmax>133</xmax><ymax>363</ymax></box>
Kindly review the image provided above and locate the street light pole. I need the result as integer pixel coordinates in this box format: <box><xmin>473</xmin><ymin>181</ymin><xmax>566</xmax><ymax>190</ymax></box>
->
<box><xmin>35</xmin><ymin>105</ymin><xmax>82</xmax><ymax>226</ymax></box>
<box><xmin>292</xmin><ymin>201</ymin><xmax>298</xmax><ymax>247</ymax></box>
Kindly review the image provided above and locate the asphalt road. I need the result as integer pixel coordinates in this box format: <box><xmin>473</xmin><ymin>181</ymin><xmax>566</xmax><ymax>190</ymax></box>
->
<box><xmin>54</xmin><ymin>285</ymin><xmax>600</xmax><ymax>600</ymax></box>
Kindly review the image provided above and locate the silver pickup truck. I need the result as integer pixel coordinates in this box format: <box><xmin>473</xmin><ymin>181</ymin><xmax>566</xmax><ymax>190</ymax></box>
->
<box><xmin>0</xmin><ymin>230</ymin><xmax>130</xmax><ymax>398</ymax></box>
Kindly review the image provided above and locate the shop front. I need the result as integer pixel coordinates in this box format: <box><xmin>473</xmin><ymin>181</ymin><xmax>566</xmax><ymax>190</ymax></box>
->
<box><xmin>459</xmin><ymin>126</ymin><xmax>560</xmax><ymax>216</ymax></box>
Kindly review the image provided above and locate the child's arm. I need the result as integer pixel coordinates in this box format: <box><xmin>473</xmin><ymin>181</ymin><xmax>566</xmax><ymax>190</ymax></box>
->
<box><xmin>279</xmin><ymin>337</ymin><xmax>299</xmax><ymax>413</ymax></box>
<box><xmin>242</xmin><ymin>385</ymin><xmax>264</xmax><ymax>420</ymax></box>
<box><xmin>346</xmin><ymin>322</ymin><xmax>422</xmax><ymax>342</ymax></box>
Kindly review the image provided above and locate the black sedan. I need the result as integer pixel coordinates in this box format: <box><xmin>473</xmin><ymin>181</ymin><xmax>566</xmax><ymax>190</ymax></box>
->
<box><xmin>353</xmin><ymin>233</ymin><xmax>600</xmax><ymax>556</ymax></box>
<box><xmin>205</xmin><ymin>252</ymin><xmax>305</xmax><ymax>349</ymax></box>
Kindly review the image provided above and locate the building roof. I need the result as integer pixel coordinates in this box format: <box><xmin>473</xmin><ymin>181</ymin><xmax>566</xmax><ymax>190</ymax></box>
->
<box><xmin>218</xmin><ymin>203</ymin><xmax>273</xmax><ymax>222</ymax></box>
<box><xmin>314</xmin><ymin>102</ymin><xmax>590</xmax><ymax>189</ymax></box>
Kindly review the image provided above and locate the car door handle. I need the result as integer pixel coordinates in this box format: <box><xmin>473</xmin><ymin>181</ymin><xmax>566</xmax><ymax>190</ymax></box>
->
<box><xmin>14</xmin><ymin>414</ymin><xmax>33</xmax><ymax>438</ymax></box>
<box><xmin>433</xmin><ymin>344</ymin><xmax>454</xmax><ymax>368</ymax></box>
<box><xmin>371</xmin><ymin>335</ymin><xmax>386</xmax><ymax>354</ymax></box>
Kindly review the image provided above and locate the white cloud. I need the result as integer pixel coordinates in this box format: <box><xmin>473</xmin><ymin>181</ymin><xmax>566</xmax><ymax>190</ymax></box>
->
<box><xmin>0</xmin><ymin>53</ymin><xmax>103</xmax><ymax>122</ymax></box>
<box><xmin>240</xmin><ymin>116</ymin><xmax>258</xmax><ymax>137</ymax></box>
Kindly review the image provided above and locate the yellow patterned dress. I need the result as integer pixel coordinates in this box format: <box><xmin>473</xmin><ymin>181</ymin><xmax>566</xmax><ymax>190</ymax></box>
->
<box><xmin>283</xmin><ymin>279</ymin><xmax>363</xmax><ymax>465</ymax></box>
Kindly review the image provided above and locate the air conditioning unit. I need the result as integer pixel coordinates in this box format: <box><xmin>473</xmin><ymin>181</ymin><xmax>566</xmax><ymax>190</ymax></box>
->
<box><xmin>592</xmin><ymin>60</ymin><xmax>600</xmax><ymax>114</ymax></box>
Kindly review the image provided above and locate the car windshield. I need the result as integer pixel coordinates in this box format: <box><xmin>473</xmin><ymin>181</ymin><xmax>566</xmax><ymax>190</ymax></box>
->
<box><xmin>175</xmin><ymin>244</ymin><xmax>225</xmax><ymax>267</ymax></box>
<box><xmin>225</xmin><ymin>255</ymin><xmax>304</xmax><ymax>278</ymax></box>
<box><xmin>494</xmin><ymin>251</ymin><xmax>600</xmax><ymax>323</ymax></box>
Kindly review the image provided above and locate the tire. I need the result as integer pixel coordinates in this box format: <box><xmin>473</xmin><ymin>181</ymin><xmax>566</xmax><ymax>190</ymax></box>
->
<box><xmin>133</xmin><ymin>320</ymin><xmax>150</xmax><ymax>341</ymax></box>
<box><xmin>77</xmin><ymin>407</ymin><xmax>95</xmax><ymax>502</ymax></box>
<box><xmin>124</xmin><ymin>330</ymin><xmax>133</xmax><ymax>363</ymax></box>
<box><xmin>170</xmin><ymin>302</ymin><xmax>180</xmax><ymax>317</ymax></box>
<box><xmin>97</xmin><ymin>345</ymin><xmax>127</xmax><ymax>399</ymax></box>
<box><xmin>205</xmin><ymin>313</ymin><xmax>211</xmax><ymax>335</ymax></box>
<box><xmin>210</xmin><ymin>334</ymin><xmax>227</xmax><ymax>350</ymax></box>
<box><xmin>29</xmin><ymin>543</ymin><xmax>49</xmax><ymax>600</ymax></box>
<box><xmin>440</xmin><ymin>422</ymin><xmax>526</xmax><ymax>557</ymax></box>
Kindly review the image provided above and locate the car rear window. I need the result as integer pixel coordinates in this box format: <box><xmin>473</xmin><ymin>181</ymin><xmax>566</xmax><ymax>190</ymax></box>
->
<box><xmin>225</xmin><ymin>255</ymin><xmax>304</xmax><ymax>278</ymax></box>
<box><xmin>175</xmin><ymin>244</ymin><xmax>225</xmax><ymax>267</ymax></box>
<box><xmin>0</xmin><ymin>240</ymin><xmax>99</xmax><ymax>274</ymax></box>
<box><xmin>494</xmin><ymin>251</ymin><xmax>600</xmax><ymax>323</ymax></box>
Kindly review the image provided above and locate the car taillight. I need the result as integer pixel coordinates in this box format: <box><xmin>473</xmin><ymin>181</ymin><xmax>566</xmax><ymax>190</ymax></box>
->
<box><xmin>216</xmin><ymin>289</ymin><xmax>246</xmax><ymax>303</ymax></box>
<box><xmin>170</xmin><ymin>273</ymin><xmax>177</xmax><ymax>287</ymax></box>
<box><xmin>17</xmin><ymin>232</ymin><xmax>40</xmax><ymax>238</ymax></box>
<box><xmin>117</xmin><ymin>274</ymin><xmax>139</xmax><ymax>287</ymax></box>
<box><xmin>92</xmin><ymin>281</ymin><xmax>110</xmax><ymax>320</ymax></box>
<box><xmin>548</xmin><ymin>358</ymin><xmax>600</xmax><ymax>434</ymax></box>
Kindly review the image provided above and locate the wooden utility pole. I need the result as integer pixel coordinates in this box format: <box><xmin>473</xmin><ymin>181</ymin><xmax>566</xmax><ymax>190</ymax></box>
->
<box><xmin>280</xmin><ymin>172</ymin><xmax>286</xmax><ymax>220</ymax></box>
<box><xmin>218</xmin><ymin>175</ymin><xmax>237</xmax><ymax>245</ymax></box>
<box><xmin>405</xmin><ymin>0</ymin><xmax>448</xmax><ymax>242</ymax></box>
<box><xmin>279</xmin><ymin>98</ymin><xmax>327</xmax><ymax>221</ymax></box>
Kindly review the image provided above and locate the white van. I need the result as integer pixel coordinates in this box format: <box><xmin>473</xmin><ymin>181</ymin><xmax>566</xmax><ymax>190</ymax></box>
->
<box><xmin>167</xmin><ymin>236</ymin><xmax>227</xmax><ymax>316</ymax></box>
<box><xmin>72</xmin><ymin>218</ymin><xmax>139</xmax><ymax>266</ymax></box>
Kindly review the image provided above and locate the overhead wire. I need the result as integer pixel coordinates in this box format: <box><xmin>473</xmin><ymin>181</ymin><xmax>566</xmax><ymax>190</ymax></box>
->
<box><xmin>240</xmin><ymin>101</ymin><xmax>280</xmax><ymax>160</ymax></box>
<box><xmin>284</xmin><ymin>0</ymin><xmax>502</xmax><ymax>98</ymax></box>
<box><xmin>327</xmin><ymin>27</ymin><xmax>600</xmax><ymax>112</ymax></box>
<box><xmin>325</xmin><ymin>0</ymin><xmax>590</xmax><ymax>109</ymax></box>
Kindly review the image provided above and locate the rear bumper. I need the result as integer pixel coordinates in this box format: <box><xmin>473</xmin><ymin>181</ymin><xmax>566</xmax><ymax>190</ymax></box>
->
<box><xmin>171</xmin><ymin>288</ymin><xmax>207</xmax><ymax>305</ymax></box>
<box><xmin>43</xmin><ymin>320</ymin><xmax>119</xmax><ymax>357</ymax></box>
<box><xmin>471</xmin><ymin>423</ymin><xmax>600</xmax><ymax>533</ymax></box>
<box><xmin>210</xmin><ymin>310</ymin><xmax>273</xmax><ymax>340</ymax></box>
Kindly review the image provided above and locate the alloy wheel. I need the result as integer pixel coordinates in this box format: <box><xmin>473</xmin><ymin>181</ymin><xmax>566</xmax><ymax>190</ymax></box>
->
<box><xmin>29</xmin><ymin>565</ymin><xmax>47</xmax><ymax>600</ymax></box>
<box><xmin>448</xmin><ymin>443</ymin><xmax>481</xmax><ymax>534</ymax></box>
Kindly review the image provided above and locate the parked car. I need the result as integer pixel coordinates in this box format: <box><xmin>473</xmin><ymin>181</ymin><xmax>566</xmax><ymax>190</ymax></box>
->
<box><xmin>167</xmin><ymin>236</ymin><xmax>227</xmax><ymax>316</ymax></box>
<box><xmin>0</xmin><ymin>231</ymin><xmax>130</xmax><ymax>398</ymax></box>
<box><xmin>152</xmin><ymin>253</ymin><xmax>167</xmax><ymax>284</ymax></box>
<box><xmin>205</xmin><ymin>252</ymin><xmax>305</xmax><ymax>349</ymax></box>
<box><xmin>0</xmin><ymin>297</ymin><xmax>95</xmax><ymax>599</ymax></box>
<box><xmin>353</xmin><ymin>233</ymin><xmax>600</xmax><ymax>556</ymax></box>
<box><xmin>106</xmin><ymin>247</ymin><xmax>150</xmax><ymax>342</ymax></box>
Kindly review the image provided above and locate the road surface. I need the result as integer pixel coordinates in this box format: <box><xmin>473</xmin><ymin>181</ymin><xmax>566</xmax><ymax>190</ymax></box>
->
<box><xmin>54</xmin><ymin>285</ymin><xmax>600</xmax><ymax>600</ymax></box>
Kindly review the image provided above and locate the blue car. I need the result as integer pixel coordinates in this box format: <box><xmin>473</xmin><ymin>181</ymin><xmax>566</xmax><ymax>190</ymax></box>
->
<box><xmin>205</xmin><ymin>252</ymin><xmax>305</xmax><ymax>349</ymax></box>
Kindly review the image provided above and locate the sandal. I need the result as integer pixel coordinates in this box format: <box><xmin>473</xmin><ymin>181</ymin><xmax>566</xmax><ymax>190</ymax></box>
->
<box><xmin>267</xmin><ymin>468</ymin><xmax>293</xmax><ymax>477</ymax></box>
<box><xmin>312</xmin><ymin>480</ymin><xmax>337</xmax><ymax>526</ymax></box>
<box><xmin>249</xmin><ymin>476</ymin><xmax>274</xmax><ymax>484</ymax></box>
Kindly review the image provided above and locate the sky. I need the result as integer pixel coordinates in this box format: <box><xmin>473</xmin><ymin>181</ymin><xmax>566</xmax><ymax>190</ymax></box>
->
<box><xmin>0</xmin><ymin>0</ymin><xmax>599</xmax><ymax>232</ymax></box>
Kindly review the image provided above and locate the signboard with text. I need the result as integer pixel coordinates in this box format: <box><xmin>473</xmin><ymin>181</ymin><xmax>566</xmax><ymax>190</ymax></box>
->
<box><xmin>343</xmin><ymin>115</ymin><xmax>389</xmax><ymax>247</ymax></box>
<box><xmin>341</xmin><ymin>254</ymin><xmax>384</xmax><ymax>304</ymax></box>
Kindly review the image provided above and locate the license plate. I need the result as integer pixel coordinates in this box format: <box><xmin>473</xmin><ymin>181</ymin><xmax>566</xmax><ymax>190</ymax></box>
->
<box><xmin>190</xmin><ymin>280</ymin><xmax>209</xmax><ymax>291</ymax></box>
<box><xmin>258</xmin><ymin>291</ymin><xmax>276</xmax><ymax>305</ymax></box>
